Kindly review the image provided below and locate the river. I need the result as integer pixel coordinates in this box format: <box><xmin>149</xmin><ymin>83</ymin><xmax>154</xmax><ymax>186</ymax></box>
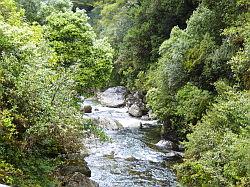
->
<box><xmin>83</xmin><ymin>99</ymin><xmax>177</xmax><ymax>187</ymax></box>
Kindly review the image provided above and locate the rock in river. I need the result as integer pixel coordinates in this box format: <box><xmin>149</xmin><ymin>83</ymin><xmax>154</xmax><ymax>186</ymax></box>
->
<box><xmin>128</xmin><ymin>104</ymin><xmax>143</xmax><ymax>117</ymax></box>
<box><xmin>126</xmin><ymin>91</ymin><xmax>148</xmax><ymax>117</ymax></box>
<box><xmin>58</xmin><ymin>154</ymin><xmax>98</xmax><ymax>187</ymax></box>
<box><xmin>81</xmin><ymin>105</ymin><xmax>92</xmax><ymax>113</ymax></box>
<box><xmin>0</xmin><ymin>184</ymin><xmax>11</xmax><ymax>187</ymax></box>
<box><xmin>65</xmin><ymin>172</ymin><xmax>99</xmax><ymax>187</ymax></box>
<box><xmin>94</xmin><ymin>117</ymin><xmax>123</xmax><ymax>130</ymax></box>
<box><xmin>155</xmin><ymin>140</ymin><xmax>175</xmax><ymax>150</ymax></box>
<box><xmin>98</xmin><ymin>86</ymin><xmax>127</xmax><ymax>107</ymax></box>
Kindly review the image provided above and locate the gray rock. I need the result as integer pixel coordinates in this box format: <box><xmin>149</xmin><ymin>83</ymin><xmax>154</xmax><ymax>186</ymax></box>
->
<box><xmin>0</xmin><ymin>184</ymin><xmax>11</xmax><ymax>187</ymax></box>
<box><xmin>58</xmin><ymin>155</ymin><xmax>91</xmax><ymax>177</ymax></box>
<box><xmin>63</xmin><ymin>172</ymin><xmax>99</xmax><ymax>187</ymax></box>
<box><xmin>125</xmin><ymin>91</ymin><xmax>143</xmax><ymax>108</ymax></box>
<box><xmin>126</xmin><ymin>91</ymin><xmax>148</xmax><ymax>117</ymax></box>
<box><xmin>155</xmin><ymin>140</ymin><xmax>175</xmax><ymax>150</ymax></box>
<box><xmin>141</xmin><ymin>115</ymin><xmax>150</xmax><ymax>121</ymax></box>
<box><xmin>165</xmin><ymin>151</ymin><xmax>184</xmax><ymax>160</ymax></box>
<box><xmin>128</xmin><ymin>104</ymin><xmax>143</xmax><ymax>117</ymax></box>
<box><xmin>98</xmin><ymin>86</ymin><xmax>127</xmax><ymax>107</ymax></box>
<box><xmin>81</xmin><ymin>105</ymin><xmax>92</xmax><ymax>113</ymax></box>
<box><xmin>57</xmin><ymin>154</ymin><xmax>98</xmax><ymax>187</ymax></box>
<box><xmin>94</xmin><ymin>117</ymin><xmax>123</xmax><ymax>130</ymax></box>
<box><xmin>125</xmin><ymin>94</ymin><xmax>134</xmax><ymax>107</ymax></box>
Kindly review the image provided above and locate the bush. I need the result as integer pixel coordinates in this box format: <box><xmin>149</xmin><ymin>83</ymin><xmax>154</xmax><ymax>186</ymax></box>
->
<box><xmin>176</xmin><ymin>82</ymin><xmax>250</xmax><ymax>186</ymax></box>
<box><xmin>44</xmin><ymin>9</ymin><xmax>113</xmax><ymax>92</ymax></box>
<box><xmin>0</xmin><ymin>1</ymin><xmax>86</xmax><ymax>185</ymax></box>
<box><xmin>175</xmin><ymin>83</ymin><xmax>212</xmax><ymax>124</ymax></box>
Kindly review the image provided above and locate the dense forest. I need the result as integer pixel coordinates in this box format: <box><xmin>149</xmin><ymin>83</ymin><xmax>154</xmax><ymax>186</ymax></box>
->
<box><xmin>0</xmin><ymin>0</ymin><xmax>249</xmax><ymax>186</ymax></box>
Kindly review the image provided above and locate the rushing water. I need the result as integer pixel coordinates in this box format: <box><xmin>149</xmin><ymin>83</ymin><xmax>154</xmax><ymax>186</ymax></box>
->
<box><xmin>83</xmin><ymin>99</ymin><xmax>177</xmax><ymax>187</ymax></box>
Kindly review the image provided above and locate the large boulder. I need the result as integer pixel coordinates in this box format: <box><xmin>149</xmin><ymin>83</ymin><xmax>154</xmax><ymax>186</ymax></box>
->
<box><xmin>128</xmin><ymin>104</ymin><xmax>143</xmax><ymax>117</ymax></box>
<box><xmin>57</xmin><ymin>154</ymin><xmax>98</xmax><ymax>187</ymax></box>
<box><xmin>125</xmin><ymin>91</ymin><xmax>144</xmax><ymax>107</ymax></box>
<box><xmin>126</xmin><ymin>91</ymin><xmax>148</xmax><ymax>117</ymax></box>
<box><xmin>58</xmin><ymin>154</ymin><xmax>91</xmax><ymax>178</ymax></box>
<box><xmin>94</xmin><ymin>117</ymin><xmax>123</xmax><ymax>130</ymax></box>
<box><xmin>58</xmin><ymin>159</ymin><xmax>91</xmax><ymax>178</ymax></box>
<box><xmin>98</xmin><ymin>86</ymin><xmax>127</xmax><ymax>107</ymax></box>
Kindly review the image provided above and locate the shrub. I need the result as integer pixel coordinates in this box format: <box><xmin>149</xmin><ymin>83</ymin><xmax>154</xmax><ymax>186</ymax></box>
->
<box><xmin>176</xmin><ymin>83</ymin><xmax>212</xmax><ymax>124</ymax></box>
<box><xmin>176</xmin><ymin>82</ymin><xmax>250</xmax><ymax>186</ymax></box>
<box><xmin>0</xmin><ymin>1</ymin><xmax>86</xmax><ymax>185</ymax></box>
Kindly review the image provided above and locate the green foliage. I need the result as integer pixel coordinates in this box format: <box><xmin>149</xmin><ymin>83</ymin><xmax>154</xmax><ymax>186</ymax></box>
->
<box><xmin>168</xmin><ymin>1</ymin><xmax>250</xmax><ymax>184</ymax></box>
<box><xmin>201</xmin><ymin>40</ymin><xmax>237</xmax><ymax>90</ymax></box>
<box><xmin>76</xmin><ymin>38</ymin><xmax>113</xmax><ymax>90</ymax></box>
<box><xmin>15</xmin><ymin>0</ymin><xmax>42</xmax><ymax>23</ymax></box>
<box><xmin>83</xmin><ymin>119</ymin><xmax>110</xmax><ymax>141</ymax></box>
<box><xmin>1</xmin><ymin>0</ymin><xmax>249</xmax><ymax>186</ymax></box>
<box><xmin>90</xmin><ymin>0</ymin><xmax>137</xmax><ymax>86</ymax></box>
<box><xmin>0</xmin><ymin>0</ymin><xmax>105</xmax><ymax>185</ymax></box>
<box><xmin>176</xmin><ymin>83</ymin><xmax>212</xmax><ymax>124</ymax></box>
<box><xmin>146</xmin><ymin>87</ymin><xmax>176</xmax><ymax>121</ymax></box>
<box><xmin>0</xmin><ymin>0</ymin><xmax>24</xmax><ymax>25</ymax></box>
<box><xmin>16</xmin><ymin>0</ymin><xmax>73</xmax><ymax>24</ymax></box>
<box><xmin>146</xmin><ymin>26</ymin><xmax>208</xmax><ymax>138</ymax></box>
<box><xmin>90</xmin><ymin>0</ymin><xmax>250</xmax><ymax>185</ymax></box>
<box><xmin>0</xmin><ymin>0</ymin><xmax>114</xmax><ymax>184</ymax></box>
<box><xmin>45</xmin><ymin>9</ymin><xmax>113</xmax><ymax>92</ymax></box>
<box><xmin>201</xmin><ymin>0</ymin><xmax>241</xmax><ymax>26</ymax></box>
<box><xmin>157</xmin><ymin>26</ymin><xmax>193</xmax><ymax>91</ymax></box>
<box><xmin>0</xmin><ymin>160</ymin><xmax>21</xmax><ymax>185</ymax></box>
<box><xmin>146</xmin><ymin>0</ymin><xmax>249</xmax><ymax>131</ymax></box>
<box><xmin>185</xmin><ymin>5</ymin><xmax>219</xmax><ymax>41</ymax></box>
<box><xmin>184</xmin><ymin>34</ymin><xmax>216</xmax><ymax>72</ymax></box>
<box><xmin>147</xmin><ymin>82</ymin><xmax>212</xmax><ymax>139</ymax></box>
<box><xmin>93</xmin><ymin>0</ymin><xmax>196</xmax><ymax>88</ymax></box>
<box><xmin>223</xmin><ymin>2</ymin><xmax>250</xmax><ymax>89</ymax></box>
<box><xmin>176</xmin><ymin>82</ymin><xmax>250</xmax><ymax>186</ymax></box>
<box><xmin>44</xmin><ymin>9</ymin><xmax>95</xmax><ymax>67</ymax></box>
<box><xmin>94</xmin><ymin>0</ymin><xmax>134</xmax><ymax>49</ymax></box>
<box><xmin>0</xmin><ymin>110</ymin><xmax>17</xmax><ymax>143</ymax></box>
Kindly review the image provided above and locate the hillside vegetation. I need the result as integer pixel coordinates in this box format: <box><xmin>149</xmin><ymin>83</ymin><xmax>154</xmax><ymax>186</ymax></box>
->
<box><xmin>91</xmin><ymin>0</ymin><xmax>250</xmax><ymax>186</ymax></box>
<box><xmin>0</xmin><ymin>0</ymin><xmax>113</xmax><ymax>185</ymax></box>
<box><xmin>0</xmin><ymin>0</ymin><xmax>249</xmax><ymax>186</ymax></box>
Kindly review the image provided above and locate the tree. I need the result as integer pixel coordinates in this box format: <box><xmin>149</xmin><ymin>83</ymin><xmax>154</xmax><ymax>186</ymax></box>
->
<box><xmin>44</xmin><ymin>9</ymin><xmax>114</xmax><ymax>92</ymax></box>
<box><xmin>16</xmin><ymin>0</ymin><xmax>73</xmax><ymax>24</ymax></box>
<box><xmin>0</xmin><ymin>0</ymin><xmax>24</xmax><ymax>25</ymax></box>
<box><xmin>91</xmin><ymin>0</ymin><xmax>196</xmax><ymax>88</ymax></box>
<box><xmin>146</xmin><ymin>0</ymin><xmax>250</xmax><ymax>185</ymax></box>
<box><xmin>0</xmin><ymin>1</ymin><xmax>85</xmax><ymax>185</ymax></box>
<box><xmin>146</xmin><ymin>0</ymin><xmax>248</xmax><ymax>141</ymax></box>
<box><xmin>175</xmin><ymin>82</ymin><xmax>250</xmax><ymax>186</ymax></box>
